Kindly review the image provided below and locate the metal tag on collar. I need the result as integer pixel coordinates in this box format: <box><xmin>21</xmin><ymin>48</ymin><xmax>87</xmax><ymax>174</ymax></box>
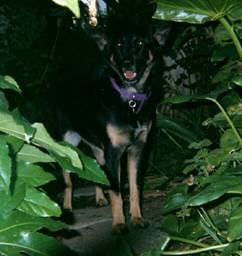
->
<box><xmin>129</xmin><ymin>100</ymin><xmax>137</xmax><ymax>111</ymax></box>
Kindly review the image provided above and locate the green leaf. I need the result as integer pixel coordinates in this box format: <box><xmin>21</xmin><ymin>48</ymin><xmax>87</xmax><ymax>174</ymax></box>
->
<box><xmin>51</xmin><ymin>0</ymin><xmax>80</xmax><ymax>18</ymax></box>
<box><xmin>0</xmin><ymin>210</ymin><xmax>71</xmax><ymax>256</ymax></box>
<box><xmin>222</xmin><ymin>241</ymin><xmax>240</xmax><ymax>256</ymax></box>
<box><xmin>160</xmin><ymin>214</ymin><xmax>179</xmax><ymax>235</ymax></box>
<box><xmin>78</xmin><ymin>151</ymin><xmax>109</xmax><ymax>185</ymax></box>
<box><xmin>5</xmin><ymin>136</ymin><xmax>24</xmax><ymax>154</ymax></box>
<box><xmin>0</xmin><ymin>109</ymin><xmax>35</xmax><ymax>142</ymax></box>
<box><xmin>162</xmin><ymin>95</ymin><xmax>193</xmax><ymax>104</ymax></box>
<box><xmin>207</xmin><ymin>149</ymin><xmax>227</xmax><ymax>166</ymax></box>
<box><xmin>228</xmin><ymin>207</ymin><xmax>242</xmax><ymax>241</ymax></box>
<box><xmin>232</xmin><ymin>75</ymin><xmax>242</xmax><ymax>86</ymax></box>
<box><xmin>0</xmin><ymin>75</ymin><xmax>21</xmax><ymax>93</ymax></box>
<box><xmin>154</xmin><ymin>0</ymin><xmax>242</xmax><ymax>24</ymax></box>
<box><xmin>17</xmin><ymin>162</ymin><xmax>55</xmax><ymax>187</ymax></box>
<box><xmin>0</xmin><ymin>183</ymin><xmax>26</xmax><ymax>217</ymax></box>
<box><xmin>156</xmin><ymin>114</ymin><xmax>199</xmax><ymax>143</ymax></box>
<box><xmin>17</xmin><ymin>144</ymin><xmax>55</xmax><ymax>163</ymax></box>
<box><xmin>0</xmin><ymin>136</ymin><xmax>11</xmax><ymax>192</ymax></box>
<box><xmin>220</xmin><ymin>129</ymin><xmax>240</xmax><ymax>152</ymax></box>
<box><xmin>32</xmin><ymin>123</ymin><xmax>83</xmax><ymax>171</ymax></box>
<box><xmin>17</xmin><ymin>187</ymin><xmax>61</xmax><ymax>217</ymax></box>
<box><xmin>189</xmin><ymin>139</ymin><xmax>212</xmax><ymax>149</ymax></box>
<box><xmin>162</xmin><ymin>185</ymin><xmax>189</xmax><ymax>214</ymax></box>
<box><xmin>0</xmin><ymin>91</ymin><xmax>9</xmax><ymax>110</ymax></box>
<box><xmin>187</xmin><ymin>178</ymin><xmax>242</xmax><ymax>206</ymax></box>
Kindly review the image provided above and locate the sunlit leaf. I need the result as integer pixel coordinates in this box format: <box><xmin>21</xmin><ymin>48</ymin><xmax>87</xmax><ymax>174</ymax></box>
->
<box><xmin>0</xmin><ymin>109</ymin><xmax>35</xmax><ymax>142</ymax></box>
<box><xmin>32</xmin><ymin>123</ymin><xmax>83</xmax><ymax>171</ymax></box>
<box><xmin>17</xmin><ymin>144</ymin><xmax>55</xmax><ymax>163</ymax></box>
<box><xmin>51</xmin><ymin>0</ymin><xmax>80</xmax><ymax>18</ymax></box>
<box><xmin>0</xmin><ymin>75</ymin><xmax>21</xmax><ymax>93</ymax></box>
<box><xmin>0</xmin><ymin>210</ymin><xmax>71</xmax><ymax>256</ymax></box>
<box><xmin>17</xmin><ymin>187</ymin><xmax>61</xmax><ymax>217</ymax></box>
<box><xmin>17</xmin><ymin>162</ymin><xmax>55</xmax><ymax>187</ymax></box>
<box><xmin>0</xmin><ymin>183</ymin><xmax>26</xmax><ymax>217</ymax></box>
<box><xmin>154</xmin><ymin>0</ymin><xmax>242</xmax><ymax>24</ymax></box>
<box><xmin>0</xmin><ymin>136</ymin><xmax>11</xmax><ymax>192</ymax></box>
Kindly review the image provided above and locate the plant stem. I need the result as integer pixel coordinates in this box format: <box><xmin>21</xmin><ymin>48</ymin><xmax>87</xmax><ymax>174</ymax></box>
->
<box><xmin>169</xmin><ymin>236</ymin><xmax>207</xmax><ymax>248</ymax></box>
<box><xmin>161</xmin><ymin>243</ymin><xmax>229</xmax><ymax>255</ymax></box>
<box><xmin>205</xmin><ymin>97</ymin><xmax>242</xmax><ymax>147</ymax></box>
<box><xmin>219</xmin><ymin>17</ymin><xmax>242</xmax><ymax>60</ymax></box>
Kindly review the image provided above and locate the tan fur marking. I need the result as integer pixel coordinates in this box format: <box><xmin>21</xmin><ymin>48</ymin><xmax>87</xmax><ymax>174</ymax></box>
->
<box><xmin>95</xmin><ymin>186</ymin><xmax>108</xmax><ymax>206</ymax></box>
<box><xmin>109</xmin><ymin>190</ymin><xmax>125</xmax><ymax>227</ymax></box>
<box><xmin>106</xmin><ymin>124</ymin><xmax>130</xmax><ymax>147</ymax></box>
<box><xmin>63</xmin><ymin>171</ymin><xmax>72</xmax><ymax>210</ymax></box>
<box><xmin>137</xmin><ymin>121</ymin><xmax>152</xmax><ymax>143</ymax></box>
<box><xmin>128</xmin><ymin>154</ymin><xmax>142</xmax><ymax>220</ymax></box>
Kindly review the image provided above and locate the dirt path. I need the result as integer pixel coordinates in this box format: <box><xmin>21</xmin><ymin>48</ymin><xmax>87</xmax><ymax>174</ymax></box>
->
<box><xmin>62</xmin><ymin>186</ymin><xmax>166</xmax><ymax>256</ymax></box>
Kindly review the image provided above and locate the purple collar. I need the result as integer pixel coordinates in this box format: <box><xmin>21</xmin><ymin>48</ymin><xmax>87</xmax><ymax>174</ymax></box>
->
<box><xmin>110</xmin><ymin>77</ymin><xmax>149</xmax><ymax>113</ymax></box>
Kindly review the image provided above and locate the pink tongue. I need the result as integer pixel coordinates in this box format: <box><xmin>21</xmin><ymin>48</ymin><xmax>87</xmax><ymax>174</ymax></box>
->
<box><xmin>124</xmin><ymin>70</ymin><xmax>136</xmax><ymax>80</ymax></box>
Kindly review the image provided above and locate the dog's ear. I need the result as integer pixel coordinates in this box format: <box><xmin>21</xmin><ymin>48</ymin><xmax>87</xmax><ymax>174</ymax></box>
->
<box><xmin>152</xmin><ymin>22</ymin><xmax>172</xmax><ymax>47</ymax></box>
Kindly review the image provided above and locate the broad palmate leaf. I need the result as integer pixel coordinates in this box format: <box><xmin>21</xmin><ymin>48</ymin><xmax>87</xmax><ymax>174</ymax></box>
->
<box><xmin>154</xmin><ymin>0</ymin><xmax>242</xmax><ymax>23</ymax></box>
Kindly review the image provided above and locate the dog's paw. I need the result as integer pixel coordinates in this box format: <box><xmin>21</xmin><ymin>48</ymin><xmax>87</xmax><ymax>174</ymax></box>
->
<box><xmin>96</xmin><ymin>197</ymin><xmax>109</xmax><ymax>207</ymax></box>
<box><xmin>131</xmin><ymin>217</ymin><xmax>149</xmax><ymax>228</ymax></box>
<box><xmin>60</xmin><ymin>209</ymin><xmax>75</xmax><ymax>224</ymax></box>
<box><xmin>111</xmin><ymin>223</ymin><xmax>129</xmax><ymax>235</ymax></box>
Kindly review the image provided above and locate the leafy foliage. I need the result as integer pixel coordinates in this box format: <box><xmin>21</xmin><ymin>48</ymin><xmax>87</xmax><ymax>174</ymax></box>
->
<box><xmin>0</xmin><ymin>1</ymin><xmax>110</xmax><ymax>255</ymax></box>
<box><xmin>142</xmin><ymin>0</ymin><xmax>242</xmax><ymax>255</ymax></box>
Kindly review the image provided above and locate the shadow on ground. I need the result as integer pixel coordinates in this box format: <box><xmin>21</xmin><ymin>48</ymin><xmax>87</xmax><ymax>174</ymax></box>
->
<box><xmin>61</xmin><ymin>186</ymin><xmax>166</xmax><ymax>256</ymax></box>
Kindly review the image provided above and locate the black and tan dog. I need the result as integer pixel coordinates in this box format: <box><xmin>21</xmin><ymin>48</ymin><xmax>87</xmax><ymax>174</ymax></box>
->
<box><xmin>53</xmin><ymin>0</ymin><xmax>171</xmax><ymax>234</ymax></box>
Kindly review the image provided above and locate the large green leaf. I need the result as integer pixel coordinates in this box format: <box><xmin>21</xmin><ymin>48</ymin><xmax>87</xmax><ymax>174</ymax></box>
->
<box><xmin>0</xmin><ymin>210</ymin><xmax>71</xmax><ymax>256</ymax></box>
<box><xmin>17</xmin><ymin>187</ymin><xmax>61</xmax><ymax>217</ymax></box>
<box><xmin>17</xmin><ymin>162</ymin><xmax>55</xmax><ymax>187</ymax></box>
<box><xmin>154</xmin><ymin>0</ymin><xmax>242</xmax><ymax>24</ymax></box>
<box><xmin>0</xmin><ymin>92</ymin><xmax>9</xmax><ymax>110</ymax></box>
<box><xmin>17</xmin><ymin>144</ymin><xmax>55</xmax><ymax>163</ymax></box>
<box><xmin>0</xmin><ymin>136</ymin><xmax>11</xmax><ymax>192</ymax></box>
<box><xmin>31</xmin><ymin>123</ymin><xmax>83</xmax><ymax>171</ymax></box>
<box><xmin>186</xmin><ymin>177</ymin><xmax>242</xmax><ymax>206</ymax></box>
<box><xmin>0</xmin><ymin>75</ymin><xmax>21</xmax><ymax>93</ymax></box>
<box><xmin>78</xmin><ymin>151</ymin><xmax>109</xmax><ymax>185</ymax></box>
<box><xmin>51</xmin><ymin>0</ymin><xmax>80</xmax><ymax>18</ymax></box>
<box><xmin>0</xmin><ymin>110</ymin><xmax>35</xmax><ymax>142</ymax></box>
<box><xmin>228</xmin><ymin>207</ymin><xmax>242</xmax><ymax>241</ymax></box>
<box><xmin>0</xmin><ymin>183</ymin><xmax>26</xmax><ymax>217</ymax></box>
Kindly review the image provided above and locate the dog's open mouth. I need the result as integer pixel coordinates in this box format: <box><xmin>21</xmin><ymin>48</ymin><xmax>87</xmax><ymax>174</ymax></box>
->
<box><xmin>123</xmin><ymin>70</ymin><xmax>137</xmax><ymax>80</ymax></box>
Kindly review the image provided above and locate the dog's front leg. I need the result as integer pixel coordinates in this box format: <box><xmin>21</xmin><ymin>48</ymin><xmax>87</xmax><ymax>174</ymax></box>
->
<box><xmin>105</xmin><ymin>144</ymin><xmax>126</xmax><ymax>234</ymax></box>
<box><xmin>127</xmin><ymin>123</ymin><xmax>152</xmax><ymax>227</ymax></box>
<box><xmin>127</xmin><ymin>146</ymin><xmax>146</xmax><ymax>227</ymax></box>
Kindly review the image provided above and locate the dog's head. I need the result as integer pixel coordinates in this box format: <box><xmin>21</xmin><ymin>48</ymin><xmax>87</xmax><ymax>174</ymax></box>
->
<box><xmin>107</xmin><ymin>32</ymin><xmax>155</xmax><ymax>89</ymax></box>
<box><xmin>80</xmin><ymin>0</ymin><xmax>171</xmax><ymax>90</ymax></box>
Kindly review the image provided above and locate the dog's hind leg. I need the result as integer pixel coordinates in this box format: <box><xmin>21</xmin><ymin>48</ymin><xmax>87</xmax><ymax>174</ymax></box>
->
<box><xmin>62</xmin><ymin>131</ymin><xmax>81</xmax><ymax>216</ymax></box>
<box><xmin>91</xmin><ymin>146</ymin><xmax>109</xmax><ymax>207</ymax></box>
<box><xmin>63</xmin><ymin>171</ymin><xmax>73</xmax><ymax>211</ymax></box>
<box><xmin>95</xmin><ymin>186</ymin><xmax>108</xmax><ymax>207</ymax></box>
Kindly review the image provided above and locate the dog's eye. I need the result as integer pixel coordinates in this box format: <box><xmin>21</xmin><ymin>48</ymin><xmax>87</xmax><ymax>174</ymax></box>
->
<box><xmin>117</xmin><ymin>42</ymin><xmax>122</xmax><ymax>47</ymax></box>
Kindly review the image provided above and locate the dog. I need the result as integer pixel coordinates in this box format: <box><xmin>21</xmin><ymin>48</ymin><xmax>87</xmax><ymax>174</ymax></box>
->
<box><xmin>49</xmin><ymin>0</ymin><xmax>171</xmax><ymax>234</ymax></box>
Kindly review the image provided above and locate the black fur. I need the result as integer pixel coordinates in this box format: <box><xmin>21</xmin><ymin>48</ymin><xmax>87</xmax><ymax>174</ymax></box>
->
<box><xmin>43</xmin><ymin>1</ymin><xmax>171</xmax><ymax>192</ymax></box>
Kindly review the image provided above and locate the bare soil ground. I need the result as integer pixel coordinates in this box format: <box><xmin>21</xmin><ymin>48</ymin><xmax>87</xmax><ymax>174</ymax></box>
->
<box><xmin>61</xmin><ymin>186</ymin><xmax>167</xmax><ymax>256</ymax></box>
